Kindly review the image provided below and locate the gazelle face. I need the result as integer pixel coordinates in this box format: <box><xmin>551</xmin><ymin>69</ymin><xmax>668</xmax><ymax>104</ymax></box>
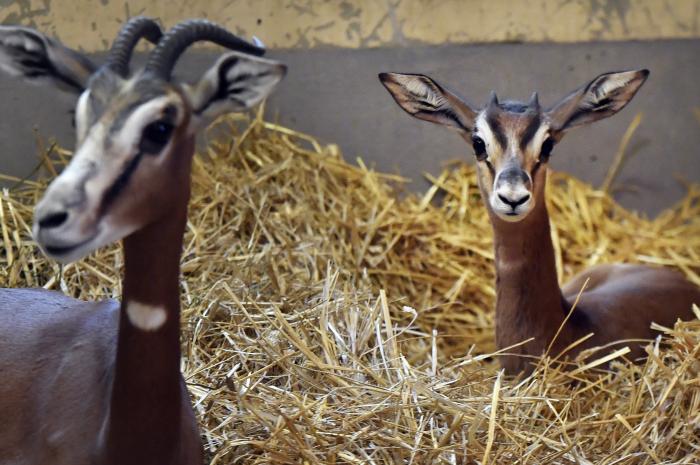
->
<box><xmin>471</xmin><ymin>100</ymin><xmax>553</xmax><ymax>222</ymax></box>
<box><xmin>379</xmin><ymin>69</ymin><xmax>649</xmax><ymax>224</ymax></box>
<box><xmin>34</xmin><ymin>77</ymin><xmax>193</xmax><ymax>262</ymax></box>
<box><xmin>0</xmin><ymin>20</ymin><xmax>285</xmax><ymax>263</ymax></box>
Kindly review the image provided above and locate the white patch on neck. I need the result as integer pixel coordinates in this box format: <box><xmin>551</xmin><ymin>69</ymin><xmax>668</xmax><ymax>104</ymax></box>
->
<box><xmin>126</xmin><ymin>300</ymin><xmax>167</xmax><ymax>331</ymax></box>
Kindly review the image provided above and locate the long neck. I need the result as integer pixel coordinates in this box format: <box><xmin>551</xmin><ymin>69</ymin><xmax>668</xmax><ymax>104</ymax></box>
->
<box><xmin>103</xmin><ymin>204</ymin><xmax>188</xmax><ymax>463</ymax></box>
<box><xmin>489</xmin><ymin>182</ymin><xmax>570</xmax><ymax>361</ymax></box>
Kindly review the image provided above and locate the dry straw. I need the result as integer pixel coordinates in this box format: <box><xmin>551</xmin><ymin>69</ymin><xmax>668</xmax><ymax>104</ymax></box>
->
<box><xmin>0</xmin><ymin>110</ymin><xmax>699</xmax><ymax>464</ymax></box>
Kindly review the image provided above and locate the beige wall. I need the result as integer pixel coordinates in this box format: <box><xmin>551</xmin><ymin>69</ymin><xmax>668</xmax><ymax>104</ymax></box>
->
<box><xmin>2</xmin><ymin>0</ymin><xmax>700</xmax><ymax>51</ymax></box>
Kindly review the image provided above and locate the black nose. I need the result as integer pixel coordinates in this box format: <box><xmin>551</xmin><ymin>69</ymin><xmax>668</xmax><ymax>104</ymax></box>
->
<box><xmin>38</xmin><ymin>211</ymin><xmax>69</xmax><ymax>229</ymax></box>
<box><xmin>498</xmin><ymin>193</ymin><xmax>530</xmax><ymax>209</ymax></box>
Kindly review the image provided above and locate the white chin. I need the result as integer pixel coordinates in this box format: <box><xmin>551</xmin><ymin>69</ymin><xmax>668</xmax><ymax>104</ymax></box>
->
<box><xmin>39</xmin><ymin>239</ymin><xmax>96</xmax><ymax>264</ymax></box>
<box><xmin>35</xmin><ymin>220</ymin><xmax>135</xmax><ymax>264</ymax></box>
<box><xmin>492</xmin><ymin>208</ymin><xmax>530</xmax><ymax>223</ymax></box>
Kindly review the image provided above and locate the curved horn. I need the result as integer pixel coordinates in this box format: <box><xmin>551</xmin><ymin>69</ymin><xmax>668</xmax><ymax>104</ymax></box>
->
<box><xmin>145</xmin><ymin>19</ymin><xmax>265</xmax><ymax>80</ymax></box>
<box><xmin>528</xmin><ymin>91</ymin><xmax>540</xmax><ymax>111</ymax></box>
<box><xmin>106</xmin><ymin>16</ymin><xmax>163</xmax><ymax>77</ymax></box>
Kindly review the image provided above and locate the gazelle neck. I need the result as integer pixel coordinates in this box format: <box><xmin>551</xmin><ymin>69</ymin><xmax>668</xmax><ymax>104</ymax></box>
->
<box><xmin>102</xmin><ymin>187</ymin><xmax>190</xmax><ymax>462</ymax></box>
<box><xmin>488</xmin><ymin>177</ymin><xmax>571</xmax><ymax>369</ymax></box>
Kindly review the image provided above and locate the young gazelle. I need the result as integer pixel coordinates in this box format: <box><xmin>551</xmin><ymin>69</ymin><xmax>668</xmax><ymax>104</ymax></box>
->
<box><xmin>0</xmin><ymin>17</ymin><xmax>285</xmax><ymax>464</ymax></box>
<box><xmin>379</xmin><ymin>70</ymin><xmax>700</xmax><ymax>374</ymax></box>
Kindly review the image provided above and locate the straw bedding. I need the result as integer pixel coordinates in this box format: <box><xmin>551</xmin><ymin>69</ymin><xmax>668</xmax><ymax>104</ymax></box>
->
<box><xmin>0</xmin><ymin>111</ymin><xmax>698</xmax><ymax>464</ymax></box>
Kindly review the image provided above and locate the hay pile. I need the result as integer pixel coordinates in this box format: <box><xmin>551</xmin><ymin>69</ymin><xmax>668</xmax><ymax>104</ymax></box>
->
<box><xmin>1</xmin><ymin>111</ymin><xmax>699</xmax><ymax>464</ymax></box>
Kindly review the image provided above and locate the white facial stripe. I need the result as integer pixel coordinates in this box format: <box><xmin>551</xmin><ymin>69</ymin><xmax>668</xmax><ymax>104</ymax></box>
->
<box><xmin>81</xmin><ymin>95</ymin><xmax>180</xmax><ymax>210</ymax></box>
<box><xmin>528</xmin><ymin>124</ymin><xmax>551</xmax><ymax>154</ymax></box>
<box><xmin>474</xmin><ymin>113</ymin><xmax>501</xmax><ymax>157</ymax></box>
<box><xmin>115</xmin><ymin>95</ymin><xmax>180</xmax><ymax>153</ymax></box>
<box><xmin>75</xmin><ymin>89</ymin><xmax>91</xmax><ymax>141</ymax></box>
<box><xmin>52</xmin><ymin>120</ymin><xmax>107</xmax><ymax>202</ymax></box>
<box><xmin>126</xmin><ymin>300</ymin><xmax>167</xmax><ymax>331</ymax></box>
<box><xmin>73</xmin><ymin>121</ymin><xmax>118</xmax><ymax>209</ymax></box>
<box><xmin>37</xmin><ymin>93</ymin><xmax>183</xmax><ymax>261</ymax></box>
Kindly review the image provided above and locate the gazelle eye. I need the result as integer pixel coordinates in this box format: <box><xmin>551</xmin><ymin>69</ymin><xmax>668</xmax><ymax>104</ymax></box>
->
<box><xmin>472</xmin><ymin>136</ymin><xmax>487</xmax><ymax>160</ymax></box>
<box><xmin>540</xmin><ymin>138</ymin><xmax>554</xmax><ymax>161</ymax></box>
<box><xmin>140</xmin><ymin>120</ymin><xmax>175</xmax><ymax>155</ymax></box>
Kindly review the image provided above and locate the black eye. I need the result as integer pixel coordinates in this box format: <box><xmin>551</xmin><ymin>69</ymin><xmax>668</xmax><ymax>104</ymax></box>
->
<box><xmin>472</xmin><ymin>136</ymin><xmax>487</xmax><ymax>160</ymax></box>
<box><xmin>140</xmin><ymin>120</ymin><xmax>175</xmax><ymax>155</ymax></box>
<box><xmin>540</xmin><ymin>138</ymin><xmax>554</xmax><ymax>161</ymax></box>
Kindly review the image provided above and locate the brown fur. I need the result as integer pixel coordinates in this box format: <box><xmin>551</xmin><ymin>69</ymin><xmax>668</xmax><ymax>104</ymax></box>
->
<box><xmin>475</xmin><ymin>102</ymin><xmax>699</xmax><ymax>374</ymax></box>
<box><xmin>0</xmin><ymin>21</ymin><xmax>284</xmax><ymax>463</ymax></box>
<box><xmin>379</xmin><ymin>70</ymin><xmax>700</xmax><ymax>375</ymax></box>
<box><xmin>489</xmin><ymin>170</ymin><xmax>700</xmax><ymax>373</ymax></box>
<box><xmin>0</xmin><ymin>137</ymin><xmax>203</xmax><ymax>465</ymax></box>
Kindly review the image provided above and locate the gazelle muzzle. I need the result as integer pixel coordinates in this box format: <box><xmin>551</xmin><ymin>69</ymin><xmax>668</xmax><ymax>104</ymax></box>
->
<box><xmin>490</xmin><ymin>165</ymin><xmax>534</xmax><ymax>221</ymax></box>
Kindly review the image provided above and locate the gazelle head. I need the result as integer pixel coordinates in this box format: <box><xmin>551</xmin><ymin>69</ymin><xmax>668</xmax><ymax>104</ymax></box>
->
<box><xmin>0</xmin><ymin>18</ymin><xmax>286</xmax><ymax>263</ymax></box>
<box><xmin>379</xmin><ymin>70</ymin><xmax>649</xmax><ymax>222</ymax></box>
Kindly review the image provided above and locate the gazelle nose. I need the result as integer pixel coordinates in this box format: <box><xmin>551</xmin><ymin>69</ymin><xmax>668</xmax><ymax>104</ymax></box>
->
<box><xmin>498</xmin><ymin>193</ymin><xmax>530</xmax><ymax>208</ymax></box>
<box><xmin>38</xmin><ymin>210</ymin><xmax>69</xmax><ymax>229</ymax></box>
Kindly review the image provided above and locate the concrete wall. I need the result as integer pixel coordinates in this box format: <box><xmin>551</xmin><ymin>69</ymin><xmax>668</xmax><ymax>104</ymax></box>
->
<box><xmin>1</xmin><ymin>2</ymin><xmax>699</xmax><ymax>216</ymax></box>
<box><xmin>4</xmin><ymin>0</ymin><xmax>700</xmax><ymax>49</ymax></box>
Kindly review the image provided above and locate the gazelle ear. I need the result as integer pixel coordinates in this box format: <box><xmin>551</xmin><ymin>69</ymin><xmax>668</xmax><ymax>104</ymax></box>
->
<box><xmin>185</xmin><ymin>51</ymin><xmax>286</xmax><ymax>129</ymax></box>
<box><xmin>547</xmin><ymin>69</ymin><xmax>649</xmax><ymax>132</ymax></box>
<box><xmin>0</xmin><ymin>26</ymin><xmax>96</xmax><ymax>93</ymax></box>
<box><xmin>378</xmin><ymin>72</ymin><xmax>476</xmax><ymax>132</ymax></box>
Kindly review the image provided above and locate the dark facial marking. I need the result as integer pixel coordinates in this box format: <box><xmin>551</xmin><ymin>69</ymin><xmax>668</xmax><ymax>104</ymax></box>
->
<box><xmin>498</xmin><ymin>167</ymin><xmax>530</xmax><ymax>186</ymax></box>
<box><xmin>99</xmin><ymin>151</ymin><xmax>143</xmax><ymax>215</ymax></box>
<box><xmin>485</xmin><ymin>160</ymin><xmax>496</xmax><ymax>178</ymax></box>
<box><xmin>486</xmin><ymin>111</ymin><xmax>508</xmax><ymax>150</ymax></box>
<box><xmin>107</xmin><ymin>96</ymin><xmax>162</xmax><ymax>139</ymax></box>
<box><xmin>99</xmin><ymin>98</ymin><xmax>178</xmax><ymax>213</ymax></box>
<box><xmin>519</xmin><ymin>113</ymin><xmax>542</xmax><ymax>150</ymax></box>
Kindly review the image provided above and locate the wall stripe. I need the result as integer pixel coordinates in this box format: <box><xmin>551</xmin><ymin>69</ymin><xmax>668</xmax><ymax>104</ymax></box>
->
<box><xmin>2</xmin><ymin>1</ymin><xmax>700</xmax><ymax>52</ymax></box>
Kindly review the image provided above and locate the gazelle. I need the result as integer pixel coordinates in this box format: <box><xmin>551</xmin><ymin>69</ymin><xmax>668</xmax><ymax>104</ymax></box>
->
<box><xmin>379</xmin><ymin>70</ymin><xmax>700</xmax><ymax>374</ymax></box>
<box><xmin>0</xmin><ymin>17</ymin><xmax>285</xmax><ymax>464</ymax></box>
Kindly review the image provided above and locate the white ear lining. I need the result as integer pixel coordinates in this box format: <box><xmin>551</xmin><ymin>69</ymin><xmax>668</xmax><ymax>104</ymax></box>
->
<box><xmin>185</xmin><ymin>52</ymin><xmax>285</xmax><ymax>127</ymax></box>
<box><xmin>396</xmin><ymin>75</ymin><xmax>447</xmax><ymax>109</ymax></box>
<box><xmin>0</xmin><ymin>26</ymin><xmax>95</xmax><ymax>92</ymax></box>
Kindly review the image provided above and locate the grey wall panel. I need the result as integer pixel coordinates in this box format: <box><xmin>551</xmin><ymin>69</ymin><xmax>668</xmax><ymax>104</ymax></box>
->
<box><xmin>1</xmin><ymin>41</ymin><xmax>698</xmax><ymax>216</ymax></box>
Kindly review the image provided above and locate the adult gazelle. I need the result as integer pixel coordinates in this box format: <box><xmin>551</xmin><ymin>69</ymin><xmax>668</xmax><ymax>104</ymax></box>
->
<box><xmin>0</xmin><ymin>17</ymin><xmax>285</xmax><ymax>464</ymax></box>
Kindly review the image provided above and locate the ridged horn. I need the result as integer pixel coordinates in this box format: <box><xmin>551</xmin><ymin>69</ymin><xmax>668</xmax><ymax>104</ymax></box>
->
<box><xmin>106</xmin><ymin>16</ymin><xmax>162</xmax><ymax>77</ymax></box>
<box><xmin>145</xmin><ymin>19</ymin><xmax>265</xmax><ymax>80</ymax></box>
